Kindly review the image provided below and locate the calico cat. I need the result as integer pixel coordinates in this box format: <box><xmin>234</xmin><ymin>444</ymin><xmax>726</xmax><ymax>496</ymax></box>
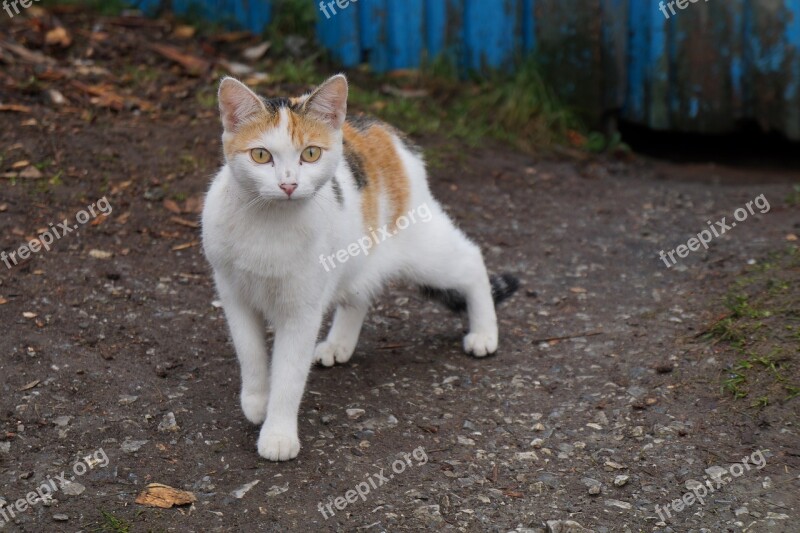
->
<box><xmin>202</xmin><ymin>75</ymin><xmax>518</xmax><ymax>461</ymax></box>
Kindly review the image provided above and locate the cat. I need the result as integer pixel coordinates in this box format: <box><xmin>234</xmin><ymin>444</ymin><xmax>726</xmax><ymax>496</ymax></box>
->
<box><xmin>202</xmin><ymin>75</ymin><xmax>518</xmax><ymax>461</ymax></box>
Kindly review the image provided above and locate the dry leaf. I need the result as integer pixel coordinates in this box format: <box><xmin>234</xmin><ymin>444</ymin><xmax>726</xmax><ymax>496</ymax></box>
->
<box><xmin>135</xmin><ymin>484</ymin><xmax>196</xmax><ymax>509</ymax></box>
<box><xmin>0</xmin><ymin>204</ymin><xmax>7</xmax><ymax>212</ymax></box>
<box><xmin>570</xmin><ymin>287</ymin><xmax>587</xmax><ymax>294</ymax></box>
<box><xmin>150</xmin><ymin>44</ymin><xmax>209</xmax><ymax>76</ymax></box>
<box><xmin>22</xmin><ymin>312</ymin><xmax>37</xmax><ymax>318</ymax></box>
<box><xmin>163</xmin><ymin>199</ymin><xmax>182</xmax><ymax>214</ymax></box>
<box><xmin>19</xmin><ymin>166</ymin><xmax>43</xmax><ymax>179</ymax></box>
<box><xmin>787</xmin><ymin>234</ymin><xmax>798</xmax><ymax>242</ymax></box>
<box><xmin>172</xmin><ymin>241</ymin><xmax>198</xmax><ymax>251</ymax></box>
<box><xmin>0</xmin><ymin>297</ymin><xmax>7</xmax><ymax>305</ymax></box>
<box><xmin>170</xmin><ymin>216</ymin><xmax>199</xmax><ymax>229</ymax></box>
<box><xmin>183</xmin><ymin>196</ymin><xmax>204</xmax><ymax>214</ymax></box>
<box><xmin>173</xmin><ymin>25</ymin><xmax>196</xmax><ymax>39</ymax></box>
<box><xmin>45</xmin><ymin>27</ymin><xmax>72</xmax><ymax>48</ymax></box>
<box><xmin>0</xmin><ymin>104</ymin><xmax>31</xmax><ymax>113</ymax></box>
<box><xmin>11</xmin><ymin>160</ymin><xmax>30</xmax><ymax>169</ymax></box>
<box><xmin>89</xmin><ymin>250</ymin><xmax>113</xmax><ymax>259</ymax></box>
<box><xmin>18</xmin><ymin>379</ymin><xmax>40</xmax><ymax>391</ymax></box>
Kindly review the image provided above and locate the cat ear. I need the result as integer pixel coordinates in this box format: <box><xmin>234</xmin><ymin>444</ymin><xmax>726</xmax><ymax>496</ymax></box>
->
<box><xmin>218</xmin><ymin>77</ymin><xmax>266</xmax><ymax>132</ymax></box>
<box><xmin>303</xmin><ymin>74</ymin><xmax>348</xmax><ymax>129</ymax></box>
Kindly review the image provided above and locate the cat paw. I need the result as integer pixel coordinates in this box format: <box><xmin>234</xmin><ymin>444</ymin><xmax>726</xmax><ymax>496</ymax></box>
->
<box><xmin>314</xmin><ymin>341</ymin><xmax>354</xmax><ymax>367</ymax></box>
<box><xmin>241</xmin><ymin>390</ymin><xmax>268</xmax><ymax>425</ymax></box>
<box><xmin>463</xmin><ymin>331</ymin><xmax>498</xmax><ymax>357</ymax></box>
<box><xmin>257</xmin><ymin>432</ymin><xmax>300</xmax><ymax>461</ymax></box>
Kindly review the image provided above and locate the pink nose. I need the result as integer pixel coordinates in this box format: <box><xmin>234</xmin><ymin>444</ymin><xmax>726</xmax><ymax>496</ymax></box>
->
<box><xmin>280</xmin><ymin>183</ymin><xmax>297</xmax><ymax>197</ymax></box>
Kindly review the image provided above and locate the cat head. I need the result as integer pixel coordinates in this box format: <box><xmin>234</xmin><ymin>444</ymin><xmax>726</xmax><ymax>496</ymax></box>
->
<box><xmin>218</xmin><ymin>74</ymin><xmax>348</xmax><ymax>202</ymax></box>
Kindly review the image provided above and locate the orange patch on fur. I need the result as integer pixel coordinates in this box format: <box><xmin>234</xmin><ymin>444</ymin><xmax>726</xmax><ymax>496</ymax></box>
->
<box><xmin>223</xmin><ymin>110</ymin><xmax>281</xmax><ymax>156</ymax></box>
<box><xmin>342</xmin><ymin>122</ymin><xmax>411</xmax><ymax>232</ymax></box>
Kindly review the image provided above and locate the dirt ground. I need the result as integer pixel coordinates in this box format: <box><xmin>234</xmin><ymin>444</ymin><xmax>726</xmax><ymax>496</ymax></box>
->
<box><xmin>1</xmin><ymin>7</ymin><xmax>799</xmax><ymax>533</ymax></box>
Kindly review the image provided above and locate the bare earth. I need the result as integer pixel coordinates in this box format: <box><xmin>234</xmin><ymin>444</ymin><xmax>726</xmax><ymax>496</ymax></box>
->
<box><xmin>0</xmin><ymin>8</ymin><xmax>798</xmax><ymax>533</ymax></box>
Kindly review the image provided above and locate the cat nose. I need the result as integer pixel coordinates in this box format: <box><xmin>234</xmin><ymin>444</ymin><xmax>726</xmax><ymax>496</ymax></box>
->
<box><xmin>280</xmin><ymin>183</ymin><xmax>297</xmax><ymax>197</ymax></box>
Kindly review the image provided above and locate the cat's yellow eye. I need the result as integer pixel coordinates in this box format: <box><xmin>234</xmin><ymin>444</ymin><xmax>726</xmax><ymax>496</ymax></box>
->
<box><xmin>250</xmin><ymin>148</ymin><xmax>272</xmax><ymax>164</ymax></box>
<box><xmin>301</xmin><ymin>146</ymin><xmax>322</xmax><ymax>163</ymax></box>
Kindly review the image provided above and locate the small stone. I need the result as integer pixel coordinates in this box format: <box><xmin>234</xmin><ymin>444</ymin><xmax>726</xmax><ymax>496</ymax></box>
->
<box><xmin>704</xmin><ymin>466</ymin><xmax>726</xmax><ymax>482</ymax></box>
<box><xmin>605</xmin><ymin>499</ymin><xmax>631</xmax><ymax>510</ymax></box>
<box><xmin>231</xmin><ymin>480</ymin><xmax>260</xmax><ymax>499</ymax></box>
<box><xmin>118</xmin><ymin>395</ymin><xmax>139</xmax><ymax>405</ymax></box>
<box><xmin>734</xmin><ymin>507</ymin><xmax>749</xmax><ymax>517</ymax></box>
<box><xmin>546</xmin><ymin>519</ymin><xmax>587</xmax><ymax>532</ymax></box>
<box><xmin>19</xmin><ymin>166</ymin><xmax>43</xmax><ymax>179</ymax></box>
<box><xmin>53</xmin><ymin>416</ymin><xmax>72</xmax><ymax>427</ymax></box>
<box><xmin>413</xmin><ymin>504</ymin><xmax>444</xmax><ymax>525</ymax></box>
<box><xmin>531</xmin><ymin>438</ymin><xmax>544</xmax><ymax>448</ymax></box>
<box><xmin>52</xmin><ymin>513</ymin><xmax>69</xmax><ymax>521</ymax></box>
<box><xmin>0</xmin><ymin>441</ymin><xmax>10</xmax><ymax>454</ymax></box>
<box><xmin>346</xmin><ymin>408</ymin><xmax>365</xmax><ymax>420</ymax></box>
<box><xmin>604</xmin><ymin>460</ymin><xmax>626</xmax><ymax>470</ymax></box>
<box><xmin>533</xmin><ymin>422</ymin><xmax>545</xmax><ymax>431</ymax></box>
<box><xmin>265</xmin><ymin>483</ymin><xmax>288</xmax><ymax>497</ymax></box>
<box><xmin>515</xmin><ymin>451</ymin><xmax>539</xmax><ymax>461</ymax></box>
<box><xmin>361</xmin><ymin>414</ymin><xmax>398</xmax><ymax>430</ymax></box>
<box><xmin>158</xmin><ymin>412</ymin><xmax>179</xmax><ymax>432</ymax></box>
<box><xmin>685</xmin><ymin>479</ymin><xmax>703</xmax><ymax>491</ymax></box>
<box><xmin>458</xmin><ymin>436</ymin><xmax>475</xmax><ymax>446</ymax></box>
<box><xmin>62</xmin><ymin>482</ymin><xmax>85</xmax><ymax>496</ymax></box>
<box><xmin>613</xmin><ymin>475</ymin><xmax>629</xmax><ymax>487</ymax></box>
<box><xmin>589</xmin><ymin>485</ymin><xmax>601</xmax><ymax>495</ymax></box>
<box><xmin>121</xmin><ymin>438</ymin><xmax>148</xmax><ymax>453</ymax></box>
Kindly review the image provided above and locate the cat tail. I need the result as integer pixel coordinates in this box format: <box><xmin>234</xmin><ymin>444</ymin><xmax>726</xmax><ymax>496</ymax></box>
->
<box><xmin>420</xmin><ymin>273</ymin><xmax>520</xmax><ymax>313</ymax></box>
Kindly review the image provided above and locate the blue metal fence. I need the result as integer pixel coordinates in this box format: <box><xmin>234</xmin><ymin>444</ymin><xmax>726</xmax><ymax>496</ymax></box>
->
<box><xmin>136</xmin><ymin>0</ymin><xmax>800</xmax><ymax>140</ymax></box>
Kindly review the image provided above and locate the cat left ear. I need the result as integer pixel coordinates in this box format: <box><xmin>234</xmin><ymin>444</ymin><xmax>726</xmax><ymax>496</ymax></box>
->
<box><xmin>303</xmin><ymin>74</ymin><xmax>348</xmax><ymax>129</ymax></box>
<box><xmin>219</xmin><ymin>77</ymin><xmax>266</xmax><ymax>132</ymax></box>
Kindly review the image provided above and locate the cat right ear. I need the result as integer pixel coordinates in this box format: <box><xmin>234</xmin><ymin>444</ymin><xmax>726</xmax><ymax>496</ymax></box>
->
<box><xmin>219</xmin><ymin>77</ymin><xmax>265</xmax><ymax>132</ymax></box>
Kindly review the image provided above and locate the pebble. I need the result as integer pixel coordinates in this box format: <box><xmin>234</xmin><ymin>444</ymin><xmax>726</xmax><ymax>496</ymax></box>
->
<box><xmin>531</xmin><ymin>438</ymin><xmax>544</xmax><ymax>448</ymax></box>
<box><xmin>546</xmin><ymin>519</ymin><xmax>588</xmax><ymax>532</ymax></box>
<box><xmin>53</xmin><ymin>416</ymin><xmax>72</xmax><ymax>427</ymax></box>
<box><xmin>121</xmin><ymin>438</ymin><xmax>148</xmax><ymax>453</ymax></box>
<box><xmin>62</xmin><ymin>482</ymin><xmax>85</xmax><ymax>496</ymax></box>
<box><xmin>266</xmin><ymin>483</ymin><xmax>289</xmax><ymax>497</ymax></box>
<box><xmin>158</xmin><ymin>412</ymin><xmax>179</xmax><ymax>432</ymax></box>
<box><xmin>230</xmin><ymin>480</ymin><xmax>260</xmax><ymax>499</ymax></box>
<box><xmin>346</xmin><ymin>408</ymin><xmax>365</xmax><ymax>420</ymax></box>
<box><xmin>458</xmin><ymin>436</ymin><xmax>476</xmax><ymax>446</ymax></box>
<box><xmin>52</xmin><ymin>513</ymin><xmax>69</xmax><ymax>522</ymax></box>
<box><xmin>0</xmin><ymin>442</ymin><xmax>10</xmax><ymax>454</ymax></box>
<box><xmin>533</xmin><ymin>423</ymin><xmax>546</xmax><ymax>431</ymax></box>
<box><xmin>613</xmin><ymin>475</ymin><xmax>629</xmax><ymax>487</ymax></box>
<box><xmin>605</xmin><ymin>499</ymin><xmax>631</xmax><ymax>510</ymax></box>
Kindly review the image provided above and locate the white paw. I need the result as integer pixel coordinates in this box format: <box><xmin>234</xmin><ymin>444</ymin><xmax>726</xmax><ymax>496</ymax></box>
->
<box><xmin>257</xmin><ymin>432</ymin><xmax>300</xmax><ymax>461</ymax></box>
<box><xmin>463</xmin><ymin>331</ymin><xmax>498</xmax><ymax>357</ymax></box>
<box><xmin>314</xmin><ymin>341</ymin><xmax>354</xmax><ymax>367</ymax></box>
<box><xmin>241</xmin><ymin>390</ymin><xmax>268</xmax><ymax>425</ymax></box>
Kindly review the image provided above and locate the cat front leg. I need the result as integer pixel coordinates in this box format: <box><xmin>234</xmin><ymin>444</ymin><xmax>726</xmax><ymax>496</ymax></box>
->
<box><xmin>258</xmin><ymin>310</ymin><xmax>323</xmax><ymax>461</ymax></box>
<box><xmin>216</xmin><ymin>275</ymin><xmax>271</xmax><ymax>425</ymax></box>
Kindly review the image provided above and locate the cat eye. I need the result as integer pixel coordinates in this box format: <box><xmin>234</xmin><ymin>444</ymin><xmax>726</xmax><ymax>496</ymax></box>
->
<box><xmin>301</xmin><ymin>146</ymin><xmax>322</xmax><ymax>163</ymax></box>
<box><xmin>250</xmin><ymin>148</ymin><xmax>273</xmax><ymax>164</ymax></box>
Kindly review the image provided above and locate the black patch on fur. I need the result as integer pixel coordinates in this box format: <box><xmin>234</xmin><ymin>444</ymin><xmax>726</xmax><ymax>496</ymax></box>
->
<box><xmin>347</xmin><ymin>114</ymin><xmax>379</xmax><ymax>132</ymax></box>
<box><xmin>420</xmin><ymin>273</ymin><xmax>520</xmax><ymax>314</ymax></box>
<box><xmin>261</xmin><ymin>96</ymin><xmax>299</xmax><ymax>113</ymax></box>
<box><xmin>343</xmin><ymin>140</ymin><xmax>368</xmax><ymax>190</ymax></box>
<box><xmin>331</xmin><ymin>177</ymin><xmax>344</xmax><ymax>207</ymax></box>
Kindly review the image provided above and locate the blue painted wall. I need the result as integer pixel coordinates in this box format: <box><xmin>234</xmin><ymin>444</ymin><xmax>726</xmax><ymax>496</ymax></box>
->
<box><xmin>136</xmin><ymin>0</ymin><xmax>800</xmax><ymax>140</ymax></box>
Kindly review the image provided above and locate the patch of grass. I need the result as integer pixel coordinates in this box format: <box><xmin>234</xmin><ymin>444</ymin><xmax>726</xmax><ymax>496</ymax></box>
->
<box><xmin>94</xmin><ymin>510</ymin><xmax>131</xmax><ymax>533</ymax></box>
<box><xmin>786</xmin><ymin>184</ymin><xmax>800</xmax><ymax>206</ymax></box>
<box><xmin>706</xmin><ymin>247</ymin><xmax>800</xmax><ymax>406</ymax></box>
